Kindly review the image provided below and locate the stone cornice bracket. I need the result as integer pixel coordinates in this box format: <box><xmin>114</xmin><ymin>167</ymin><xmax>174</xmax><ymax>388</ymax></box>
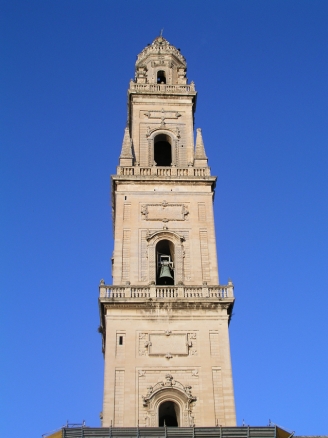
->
<box><xmin>119</xmin><ymin>127</ymin><xmax>133</xmax><ymax>167</ymax></box>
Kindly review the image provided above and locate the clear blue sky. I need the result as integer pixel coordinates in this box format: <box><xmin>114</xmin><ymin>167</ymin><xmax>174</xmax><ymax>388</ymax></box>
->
<box><xmin>1</xmin><ymin>1</ymin><xmax>327</xmax><ymax>436</ymax></box>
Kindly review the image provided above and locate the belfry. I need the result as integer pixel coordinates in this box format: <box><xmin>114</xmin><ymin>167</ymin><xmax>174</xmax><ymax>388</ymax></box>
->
<box><xmin>98</xmin><ymin>36</ymin><xmax>236</xmax><ymax>428</ymax></box>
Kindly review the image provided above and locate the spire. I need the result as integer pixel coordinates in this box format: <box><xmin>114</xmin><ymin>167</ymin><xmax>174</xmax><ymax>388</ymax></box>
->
<box><xmin>194</xmin><ymin>128</ymin><xmax>208</xmax><ymax>167</ymax></box>
<box><xmin>195</xmin><ymin>128</ymin><xmax>207</xmax><ymax>159</ymax></box>
<box><xmin>119</xmin><ymin>127</ymin><xmax>133</xmax><ymax>166</ymax></box>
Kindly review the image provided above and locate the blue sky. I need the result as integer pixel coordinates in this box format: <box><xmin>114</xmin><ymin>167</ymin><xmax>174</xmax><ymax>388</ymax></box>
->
<box><xmin>1</xmin><ymin>1</ymin><xmax>327</xmax><ymax>436</ymax></box>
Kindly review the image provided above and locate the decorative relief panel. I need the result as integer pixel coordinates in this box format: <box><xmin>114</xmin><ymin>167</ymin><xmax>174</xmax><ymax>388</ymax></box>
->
<box><xmin>143</xmin><ymin>108</ymin><xmax>182</xmax><ymax>123</ymax></box>
<box><xmin>188</xmin><ymin>332</ymin><xmax>198</xmax><ymax>356</ymax></box>
<box><xmin>137</xmin><ymin>331</ymin><xmax>197</xmax><ymax>358</ymax></box>
<box><xmin>149</xmin><ymin>334</ymin><xmax>188</xmax><ymax>356</ymax></box>
<box><xmin>138</xmin><ymin>332</ymin><xmax>149</xmax><ymax>356</ymax></box>
<box><xmin>141</xmin><ymin>201</ymin><xmax>189</xmax><ymax>222</ymax></box>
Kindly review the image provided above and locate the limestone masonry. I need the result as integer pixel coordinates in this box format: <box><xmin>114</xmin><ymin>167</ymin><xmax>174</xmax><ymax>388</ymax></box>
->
<box><xmin>98</xmin><ymin>36</ymin><xmax>236</xmax><ymax>428</ymax></box>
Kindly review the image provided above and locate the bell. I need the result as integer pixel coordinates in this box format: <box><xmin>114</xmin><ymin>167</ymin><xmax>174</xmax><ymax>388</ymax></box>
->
<box><xmin>159</xmin><ymin>265</ymin><xmax>174</xmax><ymax>280</ymax></box>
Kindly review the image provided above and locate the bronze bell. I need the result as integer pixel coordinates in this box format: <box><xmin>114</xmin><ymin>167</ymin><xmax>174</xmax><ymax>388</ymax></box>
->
<box><xmin>159</xmin><ymin>264</ymin><xmax>174</xmax><ymax>280</ymax></box>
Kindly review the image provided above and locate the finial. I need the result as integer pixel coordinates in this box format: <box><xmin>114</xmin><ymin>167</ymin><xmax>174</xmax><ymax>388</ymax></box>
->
<box><xmin>160</xmin><ymin>28</ymin><xmax>164</xmax><ymax>37</ymax></box>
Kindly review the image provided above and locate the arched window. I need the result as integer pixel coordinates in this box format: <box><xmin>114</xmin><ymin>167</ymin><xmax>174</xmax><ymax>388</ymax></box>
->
<box><xmin>157</xmin><ymin>70</ymin><xmax>166</xmax><ymax>84</ymax></box>
<box><xmin>154</xmin><ymin>134</ymin><xmax>172</xmax><ymax>166</ymax></box>
<box><xmin>158</xmin><ymin>401</ymin><xmax>179</xmax><ymax>427</ymax></box>
<box><xmin>156</xmin><ymin>239</ymin><xmax>174</xmax><ymax>285</ymax></box>
<box><xmin>146</xmin><ymin>230</ymin><xmax>184</xmax><ymax>285</ymax></box>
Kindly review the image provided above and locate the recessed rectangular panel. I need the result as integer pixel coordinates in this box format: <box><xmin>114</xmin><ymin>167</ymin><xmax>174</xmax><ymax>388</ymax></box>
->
<box><xmin>147</xmin><ymin>204</ymin><xmax>185</xmax><ymax>221</ymax></box>
<box><xmin>149</xmin><ymin>334</ymin><xmax>188</xmax><ymax>355</ymax></box>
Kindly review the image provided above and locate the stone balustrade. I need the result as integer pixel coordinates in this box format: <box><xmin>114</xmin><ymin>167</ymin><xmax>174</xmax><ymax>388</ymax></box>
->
<box><xmin>99</xmin><ymin>284</ymin><xmax>234</xmax><ymax>299</ymax></box>
<box><xmin>116</xmin><ymin>166</ymin><xmax>211</xmax><ymax>177</ymax></box>
<box><xmin>129</xmin><ymin>83</ymin><xmax>195</xmax><ymax>94</ymax></box>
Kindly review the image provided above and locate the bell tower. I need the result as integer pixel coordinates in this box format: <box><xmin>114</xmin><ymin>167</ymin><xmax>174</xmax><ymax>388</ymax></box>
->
<box><xmin>99</xmin><ymin>36</ymin><xmax>236</xmax><ymax>428</ymax></box>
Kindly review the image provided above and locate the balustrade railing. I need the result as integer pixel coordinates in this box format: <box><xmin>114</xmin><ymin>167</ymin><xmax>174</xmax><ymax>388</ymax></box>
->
<box><xmin>130</xmin><ymin>83</ymin><xmax>195</xmax><ymax>94</ymax></box>
<box><xmin>131</xmin><ymin>288</ymin><xmax>150</xmax><ymax>298</ymax></box>
<box><xmin>100</xmin><ymin>284</ymin><xmax>233</xmax><ymax>299</ymax></box>
<box><xmin>184</xmin><ymin>287</ymin><xmax>203</xmax><ymax>298</ymax></box>
<box><xmin>156</xmin><ymin>287</ymin><xmax>177</xmax><ymax>298</ymax></box>
<box><xmin>117</xmin><ymin>166</ymin><xmax>211</xmax><ymax>177</ymax></box>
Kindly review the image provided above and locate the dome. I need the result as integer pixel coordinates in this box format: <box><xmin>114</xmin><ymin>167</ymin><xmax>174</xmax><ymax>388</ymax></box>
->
<box><xmin>136</xmin><ymin>36</ymin><xmax>186</xmax><ymax>68</ymax></box>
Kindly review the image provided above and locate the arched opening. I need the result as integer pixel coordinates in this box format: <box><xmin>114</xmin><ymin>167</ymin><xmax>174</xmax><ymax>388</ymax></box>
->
<box><xmin>156</xmin><ymin>240</ymin><xmax>174</xmax><ymax>285</ymax></box>
<box><xmin>154</xmin><ymin>134</ymin><xmax>172</xmax><ymax>166</ymax></box>
<box><xmin>158</xmin><ymin>401</ymin><xmax>179</xmax><ymax>427</ymax></box>
<box><xmin>157</xmin><ymin>70</ymin><xmax>166</xmax><ymax>84</ymax></box>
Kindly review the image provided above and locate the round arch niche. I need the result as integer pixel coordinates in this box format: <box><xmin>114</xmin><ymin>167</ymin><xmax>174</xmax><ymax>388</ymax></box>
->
<box><xmin>157</xmin><ymin>70</ymin><xmax>166</xmax><ymax>84</ymax></box>
<box><xmin>141</xmin><ymin>379</ymin><xmax>197</xmax><ymax>427</ymax></box>
<box><xmin>154</xmin><ymin>134</ymin><xmax>172</xmax><ymax>166</ymax></box>
<box><xmin>147</xmin><ymin>128</ymin><xmax>179</xmax><ymax>167</ymax></box>
<box><xmin>156</xmin><ymin>239</ymin><xmax>174</xmax><ymax>285</ymax></box>
<box><xmin>158</xmin><ymin>400</ymin><xmax>179</xmax><ymax>427</ymax></box>
<box><xmin>147</xmin><ymin>231</ymin><xmax>184</xmax><ymax>285</ymax></box>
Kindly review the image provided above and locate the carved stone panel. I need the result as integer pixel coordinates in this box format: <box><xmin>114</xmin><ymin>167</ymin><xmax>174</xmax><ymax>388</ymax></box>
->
<box><xmin>141</xmin><ymin>201</ymin><xmax>189</xmax><ymax>222</ymax></box>
<box><xmin>143</xmin><ymin>109</ymin><xmax>182</xmax><ymax>122</ymax></box>
<box><xmin>137</xmin><ymin>331</ymin><xmax>197</xmax><ymax>357</ymax></box>
<box><xmin>138</xmin><ymin>332</ymin><xmax>149</xmax><ymax>356</ymax></box>
<box><xmin>149</xmin><ymin>334</ymin><xmax>188</xmax><ymax>356</ymax></box>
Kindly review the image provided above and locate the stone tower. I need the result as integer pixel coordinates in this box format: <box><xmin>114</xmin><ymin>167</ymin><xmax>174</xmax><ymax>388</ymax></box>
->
<box><xmin>99</xmin><ymin>36</ymin><xmax>236</xmax><ymax>428</ymax></box>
